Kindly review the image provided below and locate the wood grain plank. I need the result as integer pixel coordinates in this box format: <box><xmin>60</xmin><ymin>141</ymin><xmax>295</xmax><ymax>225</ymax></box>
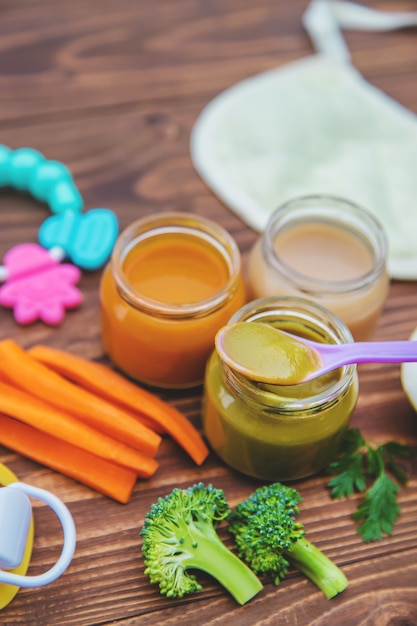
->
<box><xmin>0</xmin><ymin>1</ymin><xmax>417</xmax><ymax>624</ymax></box>
<box><xmin>0</xmin><ymin>0</ymin><xmax>415</xmax><ymax>125</ymax></box>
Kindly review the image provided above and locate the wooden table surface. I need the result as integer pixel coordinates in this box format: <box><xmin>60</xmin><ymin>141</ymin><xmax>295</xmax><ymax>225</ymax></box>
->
<box><xmin>0</xmin><ymin>1</ymin><xmax>416</xmax><ymax>624</ymax></box>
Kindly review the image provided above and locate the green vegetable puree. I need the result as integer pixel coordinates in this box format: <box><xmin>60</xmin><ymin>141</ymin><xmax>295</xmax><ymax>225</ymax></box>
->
<box><xmin>203</xmin><ymin>322</ymin><xmax>358</xmax><ymax>481</ymax></box>
<box><xmin>216</xmin><ymin>322</ymin><xmax>321</xmax><ymax>384</ymax></box>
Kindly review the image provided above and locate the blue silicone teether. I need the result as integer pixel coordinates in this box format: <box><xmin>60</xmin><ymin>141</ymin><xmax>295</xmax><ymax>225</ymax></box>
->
<box><xmin>39</xmin><ymin>208</ymin><xmax>119</xmax><ymax>270</ymax></box>
<box><xmin>0</xmin><ymin>146</ymin><xmax>11</xmax><ymax>186</ymax></box>
<box><xmin>0</xmin><ymin>145</ymin><xmax>118</xmax><ymax>271</ymax></box>
<box><xmin>28</xmin><ymin>160</ymin><xmax>73</xmax><ymax>202</ymax></box>
<box><xmin>0</xmin><ymin>145</ymin><xmax>119</xmax><ymax>325</ymax></box>
<box><xmin>7</xmin><ymin>148</ymin><xmax>45</xmax><ymax>190</ymax></box>
<box><xmin>48</xmin><ymin>179</ymin><xmax>83</xmax><ymax>214</ymax></box>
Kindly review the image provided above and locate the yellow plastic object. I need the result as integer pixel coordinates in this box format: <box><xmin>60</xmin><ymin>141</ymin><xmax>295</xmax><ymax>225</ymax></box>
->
<box><xmin>0</xmin><ymin>464</ymin><xmax>34</xmax><ymax>610</ymax></box>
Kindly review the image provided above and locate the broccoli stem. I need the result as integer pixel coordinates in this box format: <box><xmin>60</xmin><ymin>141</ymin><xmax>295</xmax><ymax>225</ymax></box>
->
<box><xmin>287</xmin><ymin>538</ymin><xmax>348</xmax><ymax>599</ymax></box>
<box><xmin>183</xmin><ymin>530</ymin><xmax>263</xmax><ymax>605</ymax></box>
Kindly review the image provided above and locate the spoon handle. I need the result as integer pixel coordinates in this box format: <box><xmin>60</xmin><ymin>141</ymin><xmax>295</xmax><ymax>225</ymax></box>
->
<box><xmin>318</xmin><ymin>340</ymin><xmax>417</xmax><ymax>370</ymax></box>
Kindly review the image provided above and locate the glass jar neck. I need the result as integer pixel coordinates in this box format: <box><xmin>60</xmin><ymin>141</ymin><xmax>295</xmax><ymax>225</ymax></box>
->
<box><xmin>218</xmin><ymin>296</ymin><xmax>357</xmax><ymax>414</ymax></box>
<box><xmin>262</xmin><ymin>195</ymin><xmax>388</xmax><ymax>296</ymax></box>
<box><xmin>111</xmin><ymin>212</ymin><xmax>242</xmax><ymax>319</ymax></box>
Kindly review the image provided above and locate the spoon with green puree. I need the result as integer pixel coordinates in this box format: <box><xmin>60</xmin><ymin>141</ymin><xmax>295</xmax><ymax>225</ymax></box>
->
<box><xmin>215</xmin><ymin>322</ymin><xmax>417</xmax><ymax>385</ymax></box>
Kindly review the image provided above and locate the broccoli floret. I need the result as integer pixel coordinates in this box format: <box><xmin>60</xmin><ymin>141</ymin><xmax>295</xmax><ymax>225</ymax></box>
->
<box><xmin>228</xmin><ymin>482</ymin><xmax>348</xmax><ymax>599</ymax></box>
<box><xmin>140</xmin><ymin>482</ymin><xmax>263</xmax><ymax>605</ymax></box>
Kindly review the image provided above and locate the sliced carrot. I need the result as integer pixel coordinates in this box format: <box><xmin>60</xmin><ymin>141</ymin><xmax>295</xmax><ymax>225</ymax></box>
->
<box><xmin>0</xmin><ymin>340</ymin><xmax>161</xmax><ymax>458</ymax></box>
<box><xmin>120</xmin><ymin>410</ymin><xmax>165</xmax><ymax>435</ymax></box>
<box><xmin>0</xmin><ymin>413</ymin><xmax>137</xmax><ymax>503</ymax></box>
<box><xmin>0</xmin><ymin>380</ymin><xmax>158</xmax><ymax>478</ymax></box>
<box><xmin>29</xmin><ymin>344</ymin><xmax>210</xmax><ymax>465</ymax></box>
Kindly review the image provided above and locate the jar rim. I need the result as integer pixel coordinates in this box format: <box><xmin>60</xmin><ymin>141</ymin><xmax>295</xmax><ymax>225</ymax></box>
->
<box><xmin>223</xmin><ymin>295</ymin><xmax>357</xmax><ymax>413</ymax></box>
<box><xmin>111</xmin><ymin>212</ymin><xmax>242</xmax><ymax>319</ymax></box>
<box><xmin>263</xmin><ymin>194</ymin><xmax>388</xmax><ymax>296</ymax></box>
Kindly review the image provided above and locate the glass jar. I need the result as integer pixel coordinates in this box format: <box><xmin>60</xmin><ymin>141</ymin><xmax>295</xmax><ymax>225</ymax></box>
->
<box><xmin>100</xmin><ymin>212</ymin><xmax>246</xmax><ymax>388</ymax></box>
<box><xmin>247</xmin><ymin>195</ymin><xmax>389</xmax><ymax>341</ymax></box>
<box><xmin>202</xmin><ymin>296</ymin><xmax>359</xmax><ymax>481</ymax></box>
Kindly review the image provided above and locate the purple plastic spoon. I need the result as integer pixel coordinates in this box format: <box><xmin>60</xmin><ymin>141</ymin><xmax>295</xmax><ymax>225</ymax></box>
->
<box><xmin>215</xmin><ymin>322</ymin><xmax>417</xmax><ymax>385</ymax></box>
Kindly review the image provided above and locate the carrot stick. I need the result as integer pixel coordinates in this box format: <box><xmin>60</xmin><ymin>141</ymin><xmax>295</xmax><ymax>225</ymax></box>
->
<box><xmin>29</xmin><ymin>344</ymin><xmax>210</xmax><ymax>465</ymax></box>
<box><xmin>0</xmin><ymin>380</ymin><xmax>158</xmax><ymax>478</ymax></box>
<box><xmin>0</xmin><ymin>413</ymin><xmax>137</xmax><ymax>503</ymax></box>
<box><xmin>0</xmin><ymin>340</ymin><xmax>161</xmax><ymax>458</ymax></box>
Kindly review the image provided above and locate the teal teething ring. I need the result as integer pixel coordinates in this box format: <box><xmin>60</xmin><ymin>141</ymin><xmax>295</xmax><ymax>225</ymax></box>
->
<box><xmin>0</xmin><ymin>145</ymin><xmax>118</xmax><ymax>270</ymax></box>
<box><xmin>0</xmin><ymin>146</ymin><xmax>119</xmax><ymax>325</ymax></box>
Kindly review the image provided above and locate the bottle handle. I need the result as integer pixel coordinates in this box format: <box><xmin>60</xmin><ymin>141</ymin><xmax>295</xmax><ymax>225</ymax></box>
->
<box><xmin>0</xmin><ymin>482</ymin><xmax>76</xmax><ymax>588</ymax></box>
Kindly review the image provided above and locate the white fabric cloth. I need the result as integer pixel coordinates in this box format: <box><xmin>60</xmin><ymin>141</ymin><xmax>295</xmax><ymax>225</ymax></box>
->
<box><xmin>190</xmin><ymin>1</ymin><xmax>417</xmax><ymax>280</ymax></box>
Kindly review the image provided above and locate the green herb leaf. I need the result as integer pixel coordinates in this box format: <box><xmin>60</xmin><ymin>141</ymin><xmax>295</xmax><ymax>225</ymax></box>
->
<box><xmin>386</xmin><ymin>459</ymin><xmax>409</xmax><ymax>486</ymax></box>
<box><xmin>325</xmin><ymin>428</ymin><xmax>415</xmax><ymax>543</ymax></box>
<box><xmin>367</xmin><ymin>446</ymin><xmax>384</xmax><ymax>479</ymax></box>
<box><xmin>381</xmin><ymin>441</ymin><xmax>417</xmax><ymax>460</ymax></box>
<box><xmin>327</xmin><ymin>453</ymin><xmax>366</xmax><ymax>498</ymax></box>
<box><xmin>352</xmin><ymin>473</ymin><xmax>400</xmax><ymax>542</ymax></box>
<box><xmin>381</xmin><ymin>441</ymin><xmax>417</xmax><ymax>486</ymax></box>
<box><xmin>338</xmin><ymin>428</ymin><xmax>366</xmax><ymax>455</ymax></box>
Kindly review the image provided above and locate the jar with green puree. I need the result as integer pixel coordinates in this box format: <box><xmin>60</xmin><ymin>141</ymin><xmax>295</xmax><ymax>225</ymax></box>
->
<box><xmin>202</xmin><ymin>296</ymin><xmax>359</xmax><ymax>481</ymax></box>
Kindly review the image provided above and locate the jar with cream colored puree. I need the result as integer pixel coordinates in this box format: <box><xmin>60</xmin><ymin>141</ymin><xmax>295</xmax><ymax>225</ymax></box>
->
<box><xmin>100</xmin><ymin>212</ymin><xmax>246</xmax><ymax>389</ymax></box>
<box><xmin>202</xmin><ymin>296</ymin><xmax>359</xmax><ymax>481</ymax></box>
<box><xmin>247</xmin><ymin>195</ymin><xmax>389</xmax><ymax>341</ymax></box>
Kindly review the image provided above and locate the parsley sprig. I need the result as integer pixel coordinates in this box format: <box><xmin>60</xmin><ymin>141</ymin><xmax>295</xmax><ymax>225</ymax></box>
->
<box><xmin>326</xmin><ymin>428</ymin><xmax>417</xmax><ymax>542</ymax></box>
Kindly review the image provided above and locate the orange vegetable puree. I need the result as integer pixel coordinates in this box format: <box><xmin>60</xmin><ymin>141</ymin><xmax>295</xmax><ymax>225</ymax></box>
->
<box><xmin>100</xmin><ymin>231</ymin><xmax>246</xmax><ymax>388</ymax></box>
<box><xmin>123</xmin><ymin>234</ymin><xmax>229</xmax><ymax>304</ymax></box>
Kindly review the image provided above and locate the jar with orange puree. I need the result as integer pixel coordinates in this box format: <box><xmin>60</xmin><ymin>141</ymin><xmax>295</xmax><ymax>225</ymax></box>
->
<box><xmin>100</xmin><ymin>212</ymin><xmax>246</xmax><ymax>388</ymax></box>
<box><xmin>202</xmin><ymin>297</ymin><xmax>359</xmax><ymax>481</ymax></box>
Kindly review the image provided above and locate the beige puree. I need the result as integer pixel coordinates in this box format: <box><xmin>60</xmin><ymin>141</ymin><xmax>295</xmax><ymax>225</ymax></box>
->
<box><xmin>247</xmin><ymin>221</ymin><xmax>389</xmax><ymax>341</ymax></box>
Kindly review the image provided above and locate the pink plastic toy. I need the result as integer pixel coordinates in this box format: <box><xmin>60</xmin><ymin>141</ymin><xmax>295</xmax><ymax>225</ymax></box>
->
<box><xmin>0</xmin><ymin>244</ymin><xmax>82</xmax><ymax>326</ymax></box>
